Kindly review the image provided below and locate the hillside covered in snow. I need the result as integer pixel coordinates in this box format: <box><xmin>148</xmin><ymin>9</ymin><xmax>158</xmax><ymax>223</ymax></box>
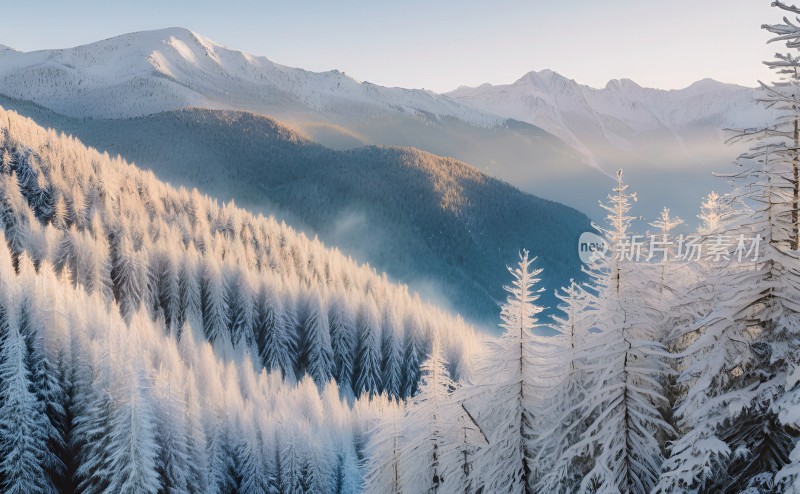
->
<box><xmin>0</xmin><ymin>96</ymin><xmax>591</xmax><ymax>325</ymax></box>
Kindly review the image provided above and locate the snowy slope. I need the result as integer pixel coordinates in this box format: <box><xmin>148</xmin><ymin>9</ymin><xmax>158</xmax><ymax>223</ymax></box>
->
<box><xmin>0</xmin><ymin>27</ymin><xmax>500</xmax><ymax>125</ymax></box>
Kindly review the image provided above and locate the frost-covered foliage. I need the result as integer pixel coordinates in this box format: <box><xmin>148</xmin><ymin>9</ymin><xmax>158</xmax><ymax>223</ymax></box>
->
<box><xmin>0</xmin><ymin>104</ymin><xmax>486</xmax><ymax>493</ymax></box>
<box><xmin>370</xmin><ymin>251</ymin><xmax>560</xmax><ymax>494</ymax></box>
<box><xmin>0</xmin><ymin>104</ymin><xmax>480</xmax><ymax>398</ymax></box>
<box><xmin>655</xmin><ymin>3</ymin><xmax>800</xmax><ymax>492</ymax></box>
<box><xmin>0</xmin><ymin>238</ymin><xmax>384</xmax><ymax>494</ymax></box>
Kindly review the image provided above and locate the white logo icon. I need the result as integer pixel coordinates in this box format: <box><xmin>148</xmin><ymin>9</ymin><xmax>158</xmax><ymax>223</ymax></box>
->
<box><xmin>578</xmin><ymin>232</ymin><xmax>608</xmax><ymax>263</ymax></box>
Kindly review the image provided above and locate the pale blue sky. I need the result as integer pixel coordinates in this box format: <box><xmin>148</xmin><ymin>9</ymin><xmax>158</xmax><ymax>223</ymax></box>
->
<box><xmin>3</xmin><ymin>0</ymin><xmax>779</xmax><ymax>92</ymax></box>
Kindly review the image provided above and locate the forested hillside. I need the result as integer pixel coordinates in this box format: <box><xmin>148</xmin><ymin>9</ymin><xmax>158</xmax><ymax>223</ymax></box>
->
<box><xmin>0</xmin><ymin>96</ymin><xmax>591</xmax><ymax>325</ymax></box>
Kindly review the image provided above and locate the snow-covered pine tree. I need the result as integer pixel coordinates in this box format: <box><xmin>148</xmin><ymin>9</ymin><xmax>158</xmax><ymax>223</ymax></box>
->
<box><xmin>659</xmin><ymin>4</ymin><xmax>800</xmax><ymax>490</ymax></box>
<box><xmin>111</xmin><ymin>233</ymin><xmax>145</xmax><ymax>323</ymax></box>
<box><xmin>463</xmin><ymin>250</ymin><xmax>548</xmax><ymax>494</ymax></box>
<box><xmin>399</xmin><ymin>336</ymin><xmax>457</xmax><ymax>493</ymax></box>
<box><xmin>354</xmin><ymin>298</ymin><xmax>383</xmax><ymax>398</ymax></box>
<box><xmin>534</xmin><ymin>280</ymin><xmax>594</xmax><ymax>492</ymax></box>
<box><xmin>301</xmin><ymin>294</ymin><xmax>334</xmax><ymax>386</ymax></box>
<box><xmin>183</xmin><ymin>370</ymin><xmax>209</xmax><ymax>494</ymax></box>
<box><xmin>237</xmin><ymin>413</ymin><xmax>271</xmax><ymax>494</ymax></box>
<box><xmin>0</xmin><ymin>298</ymin><xmax>51</xmax><ymax>494</ymax></box>
<box><xmin>226</xmin><ymin>269</ymin><xmax>256</xmax><ymax>349</ymax></box>
<box><xmin>401</xmin><ymin>305</ymin><xmax>427</xmax><ymax>399</ymax></box>
<box><xmin>257</xmin><ymin>280</ymin><xmax>296</xmax><ymax>381</ymax></box>
<box><xmin>201</xmin><ymin>258</ymin><xmax>229</xmax><ymax>344</ymax></box>
<box><xmin>103</xmin><ymin>355</ymin><xmax>161</xmax><ymax>494</ymax></box>
<box><xmin>0</xmin><ymin>172</ymin><xmax>29</xmax><ymax>269</ymax></box>
<box><xmin>560</xmin><ymin>171</ymin><xmax>672</xmax><ymax>493</ymax></box>
<box><xmin>153</xmin><ymin>366</ymin><xmax>191</xmax><ymax>494</ymax></box>
<box><xmin>16</xmin><ymin>256</ymin><xmax>64</xmax><ymax>493</ymax></box>
<box><xmin>380</xmin><ymin>303</ymin><xmax>403</xmax><ymax>398</ymax></box>
<box><xmin>329</xmin><ymin>292</ymin><xmax>357</xmax><ymax>397</ymax></box>
<box><xmin>364</xmin><ymin>395</ymin><xmax>405</xmax><ymax>494</ymax></box>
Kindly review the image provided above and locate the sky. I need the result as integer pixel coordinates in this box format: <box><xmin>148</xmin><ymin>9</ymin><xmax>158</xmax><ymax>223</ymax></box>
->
<box><xmin>1</xmin><ymin>0</ymin><xmax>781</xmax><ymax>92</ymax></box>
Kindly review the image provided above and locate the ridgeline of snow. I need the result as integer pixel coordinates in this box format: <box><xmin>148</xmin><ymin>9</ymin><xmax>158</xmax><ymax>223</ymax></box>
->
<box><xmin>447</xmin><ymin>70</ymin><xmax>773</xmax><ymax>170</ymax></box>
<box><xmin>0</xmin><ymin>28</ymin><xmax>502</xmax><ymax>126</ymax></box>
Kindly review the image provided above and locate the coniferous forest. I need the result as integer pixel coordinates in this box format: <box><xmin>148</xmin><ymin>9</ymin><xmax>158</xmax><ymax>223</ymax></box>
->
<box><xmin>0</xmin><ymin>2</ymin><xmax>799</xmax><ymax>494</ymax></box>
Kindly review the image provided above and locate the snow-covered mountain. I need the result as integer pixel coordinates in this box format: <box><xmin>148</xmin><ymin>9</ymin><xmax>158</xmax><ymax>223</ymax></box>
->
<box><xmin>448</xmin><ymin>70</ymin><xmax>771</xmax><ymax>170</ymax></box>
<box><xmin>0</xmin><ymin>27</ymin><xmax>499</xmax><ymax>124</ymax></box>
<box><xmin>0</xmin><ymin>28</ymin><xmax>599</xmax><ymax>212</ymax></box>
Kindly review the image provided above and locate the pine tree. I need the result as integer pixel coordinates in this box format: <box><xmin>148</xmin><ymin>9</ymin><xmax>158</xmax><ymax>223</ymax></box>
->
<box><xmin>201</xmin><ymin>259</ymin><xmax>229</xmax><ymax>344</ymax></box>
<box><xmin>0</xmin><ymin>311</ymin><xmax>50</xmax><ymax>494</ymax></box>
<box><xmin>302</xmin><ymin>295</ymin><xmax>334</xmax><ymax>386</ymax></box>
<box><xmin>568</xmin><ymin>171</ymin><xmax>672</xmax><ymax>493</ymax></box>
<box><xmin>258</xmin><ymin>283</ymin><xmax>296</xmax><ymax>381</ymax></box>
<box><xmin>364</xmin><ymin>397</ymin><xmax>404</xmax><ymax>494</ymax></box>
<box><xmin>534</xmin><ymin>281</ymin><xmax>593</xmax><ymax>492</ymax></box>
<box><xmin>354</xmin><ymin>298</ymin><xmax>383</xmax><ymax>398</ymax></box>
<box><xmin>0</xmin><ymin>172</ymin><xmax>29</xmax><ymax>269</ymax></box>
<box><xmin>329</xmin><ymin>292</ymin><xmax>357</xmax><ymax>397</ymax></box>
<box><xmin>104</xmin><ymin>361</ymin><xmax>161</xmax><ymax>494</ymax></box>
<box><xmin>153</xmin><ymin>369</ymin><xmax>191</xmax><ymax>494</ymax></box>
<box><xmin>380</xmin><ymin>304</ymin><xmax>403</xmax><ymax>398</ymax></box>
<box><xmin>401</xmin><ymin>308</ymin><xmax>427</xmax><ymax>399</ymax></box>
<box><xmin>659</xmin><ymin>4</ymin><xmax>800</xmax><ymax>489</ymax></box>
<box><xmin>112</xmin><ymin>233</ymin><xmax>145</xmax><ymax>323</ymax></box>
<box><xmin>400</xmin><ymin>337</ymin><xmax>457</xmax><ymax>493</ymax></box>
<box><xmin>465</xmin><ymin>250</ymin><xmax>549</xmax><ymax>494</ymax></box>
<box><xmin>226</xmin><ymin>270</ymin><xmax>255</xmax><ymax>348</ymax></box>
<box><xmin>16</xmin><ymin>262</ymin><xmax>65</xmax><ymax>493</ymax></box>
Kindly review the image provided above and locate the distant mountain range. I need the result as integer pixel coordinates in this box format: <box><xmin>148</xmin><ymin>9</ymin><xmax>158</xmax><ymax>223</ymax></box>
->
<box><xmin>448</xmin><ymin>71</ymin><xmax>774</xmax><ymax>224</ymax></box>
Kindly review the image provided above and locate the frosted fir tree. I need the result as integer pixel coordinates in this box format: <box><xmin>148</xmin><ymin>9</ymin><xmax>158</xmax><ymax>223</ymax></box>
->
<box><xmin>465</xmin><ymin>250</ymin><xmax>547</xmax><ymax>494</ymax></box>
<box><xmin>354</xmin><ymin>298</ymin><xmax>383</xmax><ymax>398</ymax></box>
<box><xmin>103</xmin><ymin>358</ymin><xmax>161</xmax><ymax>494</ymax></box>
<box><xmin>201</xmin><ymin>258</ymin><xmax>229</xmax><ymax>344</ymax></box>
<box><xmin>697</xmin><ymin>191</ymin><xmax>731</xmax><ymax>236</ymax></box>
<box><xmin>226</xmin><ymin>269</ymin><xmax>256</xmax><ymax>349</ymax></box>
<box><xmin>237</xmin><ymin>417</ymin><xmax>271</xmax><ymax>494</ymax></box>
<box><xmin>659</xmin><ymin>4</ymin><xmax>800</xmax><ymax>490</ymax></box>
<box><xmin>0</xmin><ymin>172</ymin><xmax>28</xmax><ymax>269</ymax></box>
<box><xmin>183</xmin><ymin>371</ymin><xmax>209</xmax><ymax>494</ymax></box>
<box><xmin>329</xmin><ymin>292</ymin><xmax>357</xmax><ymax>397</ymax></box>
<box><xmin>534</xmin><ymin>280</ymin><xmax>594</xmax><ymax>492</ymax></box>
<box><xmin>558</xmin><ymin>171</ymin><xmax>672</xmax><ymax>494</ymax></box>
<box><xmin>399</xmin><ymin>336</ymin><xmax>456</xmax><ymax>493</ymax></box>
<box><xmin>153</xmin><ymin>367</ymin><xmax>191</xmax><ymax>494</ymax></box>
<box><xmin>401</xmin><ymin>305</ymin><xmax>427</xmax><ymax>399</ymax></box>
<box><xmin>16</xmin><ymin>257</ymin><xmax>65</xmax><ymax>493</ymax></box>
<box><xmin>111</xmin><ymin>233</ymin><xmax>145</xmax><ymax>323</ymax></box>
<box><xmin>301</xmin><ymin>294</ymin><xmax>334</xmax><ymax>386</ymax></box>
<box><xmin>257</xmin><ymin>282</ymin><xmax>296</xmax><ymax>381</ymax></box>
<box><xmin>364</xmin><ymin>395</ymin><xmax>405</xmax><ymax>494</ymax></box>
<box><xmin>380</xmin><ymin>304</ymin><xmax>403</xmax><ymax>398</ymax></box>
<box><xmin>0</xmin><ymin>307</ymin><xmax>51</xmax><ymax>494</ymax></box>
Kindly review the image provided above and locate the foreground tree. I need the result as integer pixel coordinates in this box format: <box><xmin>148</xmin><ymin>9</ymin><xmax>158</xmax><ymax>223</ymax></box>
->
<box><xmin>553</xmin><ymin>171</ymin><xmax>672</xmax><ymax>493</ymax></box>
<box><xmin>659</xmin><ymin>4</ymin><xmax>800</xmax><ymax>490</ymax></box>
<box><xmin>463</xmin><ymin>250</ymin><xmax>551</xmax><ymax>493</ymax></box>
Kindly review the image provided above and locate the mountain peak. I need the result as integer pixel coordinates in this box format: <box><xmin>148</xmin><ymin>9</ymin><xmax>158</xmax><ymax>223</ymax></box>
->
<box><xmin>604</xmin><ymin>78</ymin><xmax>641</xmax><ymax>91</ymax></box>
<box><xmin>515</xmin><ymin>69</ymin><xmax>577</xmax><ymax>91</ymax></box>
